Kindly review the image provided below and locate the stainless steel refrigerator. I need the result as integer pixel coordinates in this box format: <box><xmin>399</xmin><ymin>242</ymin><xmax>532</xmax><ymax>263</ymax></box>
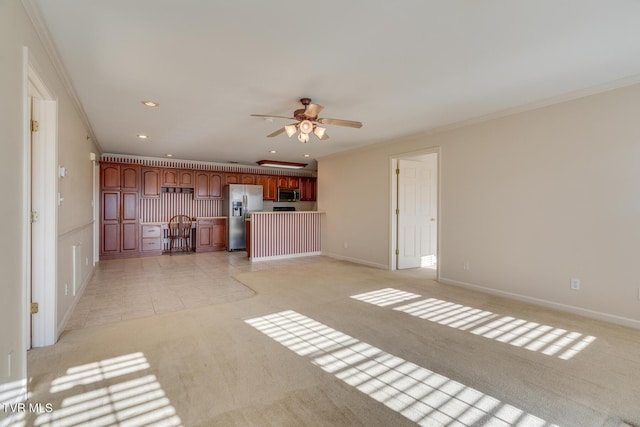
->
<box><xmin>222</xmin><ymin>184</ymin><xmax>263</xmax><ymax>251</ymax></box>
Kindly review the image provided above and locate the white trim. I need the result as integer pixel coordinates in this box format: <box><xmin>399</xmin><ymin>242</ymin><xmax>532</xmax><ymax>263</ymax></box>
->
<box><xmin>56</xmin><ymin>269</ymin><xmax>94</xmax><ymax>337</ymax></box>
<box><xmin>20</xmin><ymin>0</ymin><xmax>100</xmax><ymax>148</ymax></box>
<box><xmin>250</xmin><ymin>251</ymin><xmax>322</xmax><ymax>263</ymax></box>
<box><xmin>93</xmin><ymin>157</ymin><xmax>100</xmax><ymax>264</ymax></box>
<box><xmin>389</xmin><ymin>147</ymin><xmax>441</xmax><ymax>278</ymax></box>
<box><xmin>439</xmin><ymin>276</ymin><xmax>640</xmax><ymax>331</ymax></box>
<box><xmin>28</xmin><ymin>60</ymin><xmax>58</xmax><ymax>347</ymax></box>
<box><xmin>22</xmin><ymin>49</ymin><xmax>31</xmax><ymax>352</ymax></box>
<box><xmin>317</xmin><ymin>73</ymin><xmax>640</xmax><ymax>165</ymax></box>
<box><xmin>100</xmin><ymin>153</ymin><xmax>315</xmax><ymax>176</ymax></box>
<box><xmin>324</xmin><ymin>252</ymin><xmax>388</xmax><ymax>270</ymax></box>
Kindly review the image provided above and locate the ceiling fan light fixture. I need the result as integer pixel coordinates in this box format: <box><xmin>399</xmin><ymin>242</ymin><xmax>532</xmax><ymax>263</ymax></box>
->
<box><xmin>298</xmin><ymin>132</ymin><xmax>309</xmax><ymax>143</ymax></box>
<box><xmin>284</xmin><ymin>124</ymin><xmax>298</xmax><ymax>138</ymax></box>
<box><xmin>313</xmin><ymin>126</ymin><xmax>326</xmax><ymax>140</ymax></box>
<box><xmin>299</xmin><ymin>120</ymin><xmax>313</xmax><ymax>134</ymax></box>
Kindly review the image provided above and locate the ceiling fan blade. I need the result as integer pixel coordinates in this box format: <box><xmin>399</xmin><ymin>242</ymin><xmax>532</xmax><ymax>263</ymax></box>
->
<box><xmin>267</xmin><ymin>127</ymin><xmax>286</xmax><ymax>137</ymax></box>
<box><xmin>304</xmin><ymin>103</ymin><xmax>324</xmax><ymax>118</ymax></box>
<box><xmin>317</xmin><ymin>118</ymin><xmax>363</xmax><ymax>128</ymax></box>
<box><xmin>319</xmin><ymin>132</ymin><xmax>329</xmax><ymax>140</ymax></box>
<box><xmin>251</xmin><ymin>114</ymin><xmax>296</xmax><ymax>120</ymax></box>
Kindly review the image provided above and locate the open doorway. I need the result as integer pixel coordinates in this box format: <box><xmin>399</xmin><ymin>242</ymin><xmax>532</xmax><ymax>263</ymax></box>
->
<box><xmin>390</xmin><ymin>149</ymin><xmax>439</xmax><ymax>273</ymax></box>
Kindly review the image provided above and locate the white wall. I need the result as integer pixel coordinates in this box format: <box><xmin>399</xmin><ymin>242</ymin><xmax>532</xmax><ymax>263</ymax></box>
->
<box><xmin>318</xmin><ymin>82</ymin><xmax>640</xmax><ymax>327</ymax></box>
<box><xmin>0</xmin><ymin>0</ymin><xmax>98</xmax><ymax>419</ymax></box>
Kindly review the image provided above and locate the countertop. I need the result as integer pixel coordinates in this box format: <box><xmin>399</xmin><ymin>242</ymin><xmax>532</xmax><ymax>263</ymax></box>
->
<box><xmin>252</xmin><ymin>211</ymin><xmax>325</xmax><ymax>214</ymax></box>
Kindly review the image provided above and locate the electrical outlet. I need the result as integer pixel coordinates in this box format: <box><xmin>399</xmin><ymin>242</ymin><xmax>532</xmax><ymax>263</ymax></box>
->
<box><xmin>463</xmin><ymin>261</ymin><xmax>470</xmax><ymax>271</ymax></box>
<box><xmin>65</xmin><ymin>283</ymin><xmax>68</xmax><ymax>296</ymax></box>
<box><xmin>86</xmin><ymin>257</ymin><xmax>89</xmax><ymax>266</ymax></box>
<box><xmin>570</xmin><ymin>278</ymin><xmax>581</xmax><ymax>290</ymax></box>
<box><xmin>8</xmin><ymin>351</ymin><xmax>12</xmax><ymax>377</ymax></box>
<box><xmin>343</xmin><ymin>242</ymin><xmax>348</xmax><ymax>249</ymax></box>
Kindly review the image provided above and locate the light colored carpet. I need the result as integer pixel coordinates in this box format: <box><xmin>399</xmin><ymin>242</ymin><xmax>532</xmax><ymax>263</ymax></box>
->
<box><xmin>22</xmin><ymin>256</ymin><xmax>640</xmax><ymax>426</ymax></box>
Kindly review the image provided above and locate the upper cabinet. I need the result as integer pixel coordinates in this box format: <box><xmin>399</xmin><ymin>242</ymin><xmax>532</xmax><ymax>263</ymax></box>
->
<box><xmin>194</xmin><ymin>171</ymin><xmax>224</xmax><ymax>200</ymax></box>
<box><xmin>179</xmin><ymin>170</ymin><xmax>194</xmax><ymax>187</ymax></box>
<box><xmin>162</xmin><ymin>169</ymin><xmax>194</xmax><ymax>188</ymax></box>
<box><xmin>225</xmin><ymin>173</ymin><xmax>255</xmax><ymax>185</ymax></box>
<box><xmin>277</xmin><ymin>176</ymin><xmax>300</xmax><ymax>189</ymax></box>
<box><xmin>141</xmin><ymin>168</ymin><xmax>161</xmax><ymax>198</ymax></box>
<box><xmin>256</xmin><ymin>175</ymin><xmax>278</xmax><ymax>200</ymax></box>
<box><xmin>300</xmin><ymin>177</ymin><xmax>317</xmax><ymax>201</ymax></box>
<box><xmin>101</xmin><ymin>163</ymin><xmax>140</xmax><ymax>191</ymax></box>
<box><xmin>101</xmin><ymin>161</ymin><xmax>315</xmax><ymax>203</ymax></box>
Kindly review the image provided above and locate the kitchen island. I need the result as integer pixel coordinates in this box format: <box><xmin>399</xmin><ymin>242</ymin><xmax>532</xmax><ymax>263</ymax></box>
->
<box><xmin>248</xmin><ymin>211</ymin><xmax>324</xmax><ymax>262</ymax></box>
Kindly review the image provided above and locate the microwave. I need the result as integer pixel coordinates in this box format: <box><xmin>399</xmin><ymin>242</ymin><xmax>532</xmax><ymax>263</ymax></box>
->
<box><xmin>277</xmin><ymin>188</ymin><xmax>300</xmax><ymax>202</ymax></box>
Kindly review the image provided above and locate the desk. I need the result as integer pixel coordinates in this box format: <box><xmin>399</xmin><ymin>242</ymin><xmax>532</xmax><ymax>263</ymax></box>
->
<box><xmin>141</xmin><ymin>218</ymin><xmax>226</xmax><ymax>255</ymax></box>
<box><xmin>161</xmin><ymin>222</ymin><xmax>196</xmax><ymax>253</ymax></box>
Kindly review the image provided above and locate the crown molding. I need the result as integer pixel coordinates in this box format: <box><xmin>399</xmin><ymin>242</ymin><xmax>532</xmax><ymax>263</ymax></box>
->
<box><xmin>20</xmin><ymin>0</ymin><xmax>102</xmax><ymax>153</ymax></box>
<box><xmin>100</xmin><ymin>154</ymin><xmax>315</xmax><ymax>177</ymax></box>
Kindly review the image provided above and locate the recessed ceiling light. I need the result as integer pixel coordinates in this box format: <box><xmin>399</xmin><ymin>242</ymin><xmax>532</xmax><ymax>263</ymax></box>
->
<box><xmin>303</xmin><ymin>154</ymin><xmax>310</xmax><ymax>158</ymax></box>
<box><xmin>141</xmin><ymin>100</ymin><xmax>159</xmax><ymax>107</ymax></box>
<box><xmin>137</xmin><ymin>134</ymin><xmax>148</xmax><ymax>139</ymax></box>
<box><xmin>269</xmin><ymin>150</ymin><xmax>277</xmax><ymax>154</ymax></box>
<box><xmin>166</xmin><ymin>153</ymin><xmax>173</xmax><ymax>157</ymax></box>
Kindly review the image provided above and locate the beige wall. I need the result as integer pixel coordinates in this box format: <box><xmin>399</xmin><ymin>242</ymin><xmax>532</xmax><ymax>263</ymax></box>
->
<box><xmin>1</xmin><ymin>0</ymin><xmax>98</xmax><ymax>416</ymax></box>
<box><xmin>319</xmin><ymin>82</ymin><xmax>640</xmax><ymax>327</ymax></box>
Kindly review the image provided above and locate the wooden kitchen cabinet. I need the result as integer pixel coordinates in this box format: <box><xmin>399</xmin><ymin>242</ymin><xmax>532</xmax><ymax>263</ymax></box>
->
<box><xmin>300</xmin><ymin>177</ymin><xmax>317</xmax><ymax>201</ymax></box>
<box><xmin>101</xmin><ymin>163</ymin><xmax>140</xmax><ymax>190</ymax></box>
<box><xmin>196</xmin><ymin>218</ymin><xmax>226</xmax><ymax>252</ymax></box>
<box><xmin>101</xmin><ymin>190</ymin><xmax>139</xmax><ymax>257</ymax></box>
<box><xmin>140</xmin><ymin>224</ymin><xmax>162</xmax><ymax>254</ymax></box>
<box><xmin>225</xmin><ymin>173</ymin><xmax>255</xmax><ymax>185</ymax></box>
<box><xmin>256</xmin><ymin>175</ymin><xmax>277</xmax><ymax>200</ymax></box>
<box><xmin>241</xmin><ymin>174</ymin><xmax>255</xmax><ymax>184</ymax></box>
<box><xmin>277</xmin><ymin>176</ymin><xmax>300</xmax><ymax>189</ymax></box>
<box><xmin>194</xmin><ymin>171</ymin><xmax>223</xmax><ymax>199</ymax></box>
<box><xmin>162</xmin><ymin>169</ymin><xmax>194</xmax><ymax>187</ymax></box>
<box><xmin>179</xmin><ymin>170</ymin><xmax>194</xmax><ymax>187</ymax></box>
<box><xmin>224</xmin><ymin>173</ymin><xmax>240</xmax><ymax>184</ymax></box>
<box><xmin>141</xmin><ymin>168</ymin><xmax>161</xmax><ymax>198</ymax></box>
<box><xmin>100</xmin><ymin>163</ymin><xmax>140</xmax><ymax>258</ymax></box>
<box><xmin>287</xmin><ymin>176</ymin><xmax>300</xmax><ymax>189</ymax></box>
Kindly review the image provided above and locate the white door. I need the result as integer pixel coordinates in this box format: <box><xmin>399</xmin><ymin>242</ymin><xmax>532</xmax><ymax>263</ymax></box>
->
<box><xmin>28</xmin><ymin>69</ymin><xmax>58</xmax><ymax>347</ymax></box>
<box><xmin>397</xmin><ymin>155</ymin><xmax>437</xmax><ymax>269</ymax></box>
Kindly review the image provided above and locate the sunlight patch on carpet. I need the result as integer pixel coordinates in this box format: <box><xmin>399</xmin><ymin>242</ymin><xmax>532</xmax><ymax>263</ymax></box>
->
<box><xmin>393</xmin><ymin>297</ymin><xmax>597</xmax><ymax>360</ymax></box>
<box><xmin>350</xmin><ymin>288</ymin><xmax>421</xmax><ymax>307</ymax></box>
<box><xmin>34</xmin><ymin>353</ymin><xmax>182</xmax><ymax>427</ymax></box>
<box><xmin>350</xmin><ymin>289</ymin><xmax>596</xmax><ymax>361</ymax></box>
<box><xmin>246</xmin><ymin>310</ymin><xmax>556</xmax><ymax>427</ymax></box>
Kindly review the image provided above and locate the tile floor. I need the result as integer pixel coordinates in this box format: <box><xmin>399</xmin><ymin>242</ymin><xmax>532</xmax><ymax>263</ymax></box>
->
<box><xmin>65</xmin><ymin>251</ymin><xmax>316</xmax><ymax>330</ymax></box>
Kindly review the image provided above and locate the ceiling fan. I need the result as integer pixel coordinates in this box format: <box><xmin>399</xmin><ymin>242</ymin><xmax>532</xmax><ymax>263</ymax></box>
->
<box><xmin>251</xmin><ymin>98</ymin><xmax>363</xmax><ymax>143</ymax></box>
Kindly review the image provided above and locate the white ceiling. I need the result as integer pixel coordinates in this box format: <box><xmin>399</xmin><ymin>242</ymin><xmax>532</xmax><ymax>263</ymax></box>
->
<box><xmin>31</xmin><ymin>0</ymin><xmax>640</xmax><ymax>170</ymax></box>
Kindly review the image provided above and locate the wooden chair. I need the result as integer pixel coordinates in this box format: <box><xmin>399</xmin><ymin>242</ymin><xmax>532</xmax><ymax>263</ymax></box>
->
<box><xmin>168</xmin><ymin>215</ymin><xmax>192</xmax><ymax>255</ymax></box>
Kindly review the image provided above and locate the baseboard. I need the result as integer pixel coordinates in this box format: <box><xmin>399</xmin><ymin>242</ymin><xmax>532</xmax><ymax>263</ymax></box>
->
<box><xmin>439</xmin><ymin>276</ymin><xmax>640</xmax><ymax>330</ymax></box>
<box><xmin>324</xmin><ymin>252</ymin><xmax>389</xmax><ymax>270</ymax></box>
<box><xmin>251</xmin><ymin>251</ymin><xmax>321</xmax><ymax>262</ymax></box>
<box><xmin>56</xmin><ymin>266</ymin><xmax>95</xmax><ymax>339</ymax></box>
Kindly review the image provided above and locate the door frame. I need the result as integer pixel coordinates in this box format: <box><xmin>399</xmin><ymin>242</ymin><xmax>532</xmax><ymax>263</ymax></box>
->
<box><xmin>390</xmin><ymin>147</ymin><xmax>440</xmax><ymax>277</ymax></box>
<box><xmin>25</xmin><ymin>49</ymin><xmax>58</xmax><ymax>348</ymax></box>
